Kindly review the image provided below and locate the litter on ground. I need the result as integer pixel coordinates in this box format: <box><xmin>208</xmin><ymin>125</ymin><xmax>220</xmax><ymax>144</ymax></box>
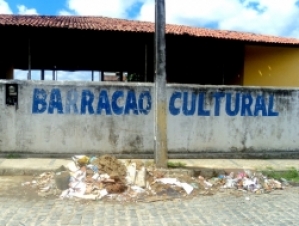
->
<box><xmin>21</xmin><ymin>155</ymin><xmax>292</xmax><ymax>202</ymax></box>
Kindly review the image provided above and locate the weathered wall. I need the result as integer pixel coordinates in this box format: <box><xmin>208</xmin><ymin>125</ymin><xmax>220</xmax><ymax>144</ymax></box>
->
<box><xmin>243</xmin><ymin>45</ymin><xmax>299</xmax><ymax>87</ymax></box>
<box><xmin>0</xmin><ymin>80</ymin><xmax>154</xmax><ymax>158</ymax></box>
<box><xmin>1</xmin><ymin>80</ymin><xmax>299</xmax><ymax>158</ymax></box>
<box><xmin>167</xmin><ymin>84</ymin><xmax>299</xmax><ymax>158</ymax></box>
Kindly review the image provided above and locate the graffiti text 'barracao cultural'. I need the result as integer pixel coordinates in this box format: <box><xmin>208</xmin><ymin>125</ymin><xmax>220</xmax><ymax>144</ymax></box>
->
<box><xmin>32</xmin><ymin>88</ymin><xmax>151</xmax><ymax>115</ymax></box>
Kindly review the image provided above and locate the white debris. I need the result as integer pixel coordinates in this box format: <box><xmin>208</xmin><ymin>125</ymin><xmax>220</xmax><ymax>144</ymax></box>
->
<box><xmin>99</xmin><ymin>173</ymin><xmax>110</xmax><ymax>180</ymax></box>
<box><xmin>156</xmin><ymin>178</ymin><xmax>194</xmax><ymax>195</ymax></box>
<box><xmin>98</xmin><ymin>189</ymin><xmax>108</xmax><ymax>199</ymax></box>
<box><xmin>176</xmin><ymin>182</ymin><xmax>194</xmax><ymax>195</ymax></box>
<box><xmin>156</xmin><ymin>178</ymin><xmax>178</xmax><ymax>184</ymax></box>
<box><xmin>126</xmin><ymin>162</ymin><xmax>137</xmax><ymax>184</ymax></box>
<box><xmin>67</xmin><ymin>161</ymin><xmax>80</xmax><ymax>172</ymax></box>
<box><xmin>135</xmin><ymin>166</ymin><xmax>146</xmax><ymax>188</ymax></box>
<box><xmin>92</xmin><ymin>173</ymin><xmax>100</xmax><ymax>180</ymax></box>
<box><xmin>130</xmin><ymin>185</ymin><xmax>146</xmax><ymax>193</ymax></box>
<box><xmin>72</xmin><ymin>194</ymin><xmax>99</xmax><ymax>200</ymax></box>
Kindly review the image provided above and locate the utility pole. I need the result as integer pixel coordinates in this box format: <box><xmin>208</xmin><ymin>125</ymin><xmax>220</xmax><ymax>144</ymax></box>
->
<box><xmin>154</xmin><ymin>0</ymin><xmax>168</xmax><ymax>168</ymax></box>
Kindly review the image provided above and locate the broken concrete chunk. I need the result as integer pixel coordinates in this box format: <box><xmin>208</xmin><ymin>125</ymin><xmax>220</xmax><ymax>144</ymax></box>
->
<box><xmin>135</xmin><ymin>166</ymin><xmax>146</xmax><ymax>188</ymax></box>
<box><xmin>54</xmin><ymin>171</ymin><xmax>70</xmax><ymax>190</ymax></box>
<box><xmin>126</xmin><ymin>162</ymin><xmax>137</xmax><ymax>185</ymax></box>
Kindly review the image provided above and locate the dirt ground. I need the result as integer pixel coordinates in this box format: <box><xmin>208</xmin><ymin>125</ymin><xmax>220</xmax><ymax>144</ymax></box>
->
<box><xmin>0</xmin><ymin>176</ymin><xmax>49</xmax><ymax>200</ymax></box>
<box><xmin>1</xmin><ymin>173</ymin><xmax>296</xmax><ymax>203</ymax></box>
<box><xmin>0</xmin><ymin>175</ymin><xmax>214</xmax><ymax>202</ymax></box>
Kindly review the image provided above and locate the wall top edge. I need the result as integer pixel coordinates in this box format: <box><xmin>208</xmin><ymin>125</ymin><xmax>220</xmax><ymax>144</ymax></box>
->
<box><xmin>1</xmin><ymin>80</ymin><xmax>299</xmax><ymax>92</ymax></box>
<box><xmin>0</xmin><ymin>80</ymin><xmax>154</xmax><ymax>87</ymax></box>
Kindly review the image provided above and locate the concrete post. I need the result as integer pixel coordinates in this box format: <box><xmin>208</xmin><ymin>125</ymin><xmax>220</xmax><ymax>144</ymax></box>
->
<box><xmin>154</xmin><ymin>0</ymin><xmax>168</xmax><ymax>168</ymax></box>
<box><xmin>41</xmin><ymin>69</ymin><xmax>45</xmax><ymax>80</ymax></box>
<box><xmin>5</xmin><ymin>65</ymin><xmax>13</xmax><ymax>79</ymax></box>
<box><xmin>99</xmin><ymin>71</ymin><xmax>103</xmax><ymax>81</ymax></box>
<box><xmin>28</xmin><ymin>38</ymin><xmax>31</xmax><ymax>80</ymax></box>
<box><xmin>119</xmin><ymin>71</ymin><xmax>123</xmax><ymax>81</ymax></box>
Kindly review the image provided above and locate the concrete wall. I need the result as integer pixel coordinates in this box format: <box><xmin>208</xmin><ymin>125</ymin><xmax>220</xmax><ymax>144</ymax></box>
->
<box><xmin>243</xmin><ymin>45</ymin><xmax>299</xmax><ymax>87</ymax></box>
<box><xmin>167</xmin><ymin>84</ymin><xmax>299</xmax><ymax>158</ymax></box>
<box><xmin>1</xmin><ymin>80</ymin><xmax>299</xmax><ymax>158</ymax></box>
<box><xmin>0</xmin><ymin>80</ymin><xmax>154</xmax><ymax>158</ymax></box>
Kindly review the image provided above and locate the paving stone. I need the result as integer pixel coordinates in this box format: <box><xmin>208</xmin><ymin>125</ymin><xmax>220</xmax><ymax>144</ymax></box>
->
<box><xmin>70</xmin><ymin>219</ymin><xmax>82</xmax><ymax>225</ymax></box>
<box><xmin>0</xmin><ymin>220</ymin><xmax>7</xmax><ymax>225</ymax></box>
<box><xmin>1</xmin><ymin>186</ymin><xmax>299</xmax><ymax>226</ymax></box>
<box><xmin>6</xmin><ymin>220</ymin><xmax>23</xmax><ymax>226</ymax></box>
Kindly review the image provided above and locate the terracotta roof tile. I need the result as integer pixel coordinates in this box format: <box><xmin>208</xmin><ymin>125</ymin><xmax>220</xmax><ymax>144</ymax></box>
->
<box><xmin>0</xmin><ymin>14</ymin><xmax>299</xmax><ymax>44</ymax></box>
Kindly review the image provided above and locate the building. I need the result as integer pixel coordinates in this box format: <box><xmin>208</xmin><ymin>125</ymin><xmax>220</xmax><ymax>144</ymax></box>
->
<box><xmin>0</xmin><ymin>15</ymin><xmax>299</xmax><ymax>159</ymax></box>
<box><xmin>1</xmin><ymin>14</ymin><xmax>299</xmax><ymax>86</ymax></box>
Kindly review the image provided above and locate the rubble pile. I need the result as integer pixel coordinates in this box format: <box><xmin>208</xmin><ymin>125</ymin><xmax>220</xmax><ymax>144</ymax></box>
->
<box><xmin>21</xmin><ymin>155</ymin><xmax>290</xmax><ymax>202</ymax></box>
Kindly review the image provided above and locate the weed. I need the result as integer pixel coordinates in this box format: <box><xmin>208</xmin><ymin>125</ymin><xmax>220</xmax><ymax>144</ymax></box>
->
<box><xmin>167</xmin><ymin>161</ymin><xmax>186</xmax><ymax>168</ymax></box>
<box><xmin>144</xmin><ymin>160</ymin><xmax>155</xmax><ymax>167</ymax></box>
<box><xmin>262</xmin><ymin>167</ymin><xmax>299</xmax><ymax>182</ymax></box>
<box><xmin>265</xmin><ymin>166</ymin><xmax>274</xmax><ymax>170</ymax></box>
<box><xmin>6</xmin><ymin>153</ymin><xmax>21</xmax><ymax>159</ymax></box>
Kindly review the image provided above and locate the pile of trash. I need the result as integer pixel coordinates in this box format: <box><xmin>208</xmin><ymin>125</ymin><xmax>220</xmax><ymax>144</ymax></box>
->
<box><xmin>21</xmin><ymin>155</ymin><xmax>289</xmax><ymax>202</ymax></box>
<box><xmin>204</xmin><ymin>170</ymin><xmax>285</xmax><ymax>194</ymax></box>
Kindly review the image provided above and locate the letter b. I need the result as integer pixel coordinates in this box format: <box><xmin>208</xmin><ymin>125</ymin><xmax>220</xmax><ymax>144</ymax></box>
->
<box><xmin>32</xmin><ymin>88</ymin><xmax>47</xmax><ymax>114</ymax></box>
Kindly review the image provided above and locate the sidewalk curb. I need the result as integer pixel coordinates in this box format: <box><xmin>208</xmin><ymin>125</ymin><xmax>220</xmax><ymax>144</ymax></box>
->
<box><xmin>0</xmin><ymin>158</ymin><xmax>298</xmax><ymax>177</ymax></box>
<box><xmin>0</xmin><ymin>168</ymin><xmax>51</xmax><ymax>176</ymax></box>
<box><xmin>0</xmin><ymin>165</ymin><xmax>296</xmax><ymax>178</ymax></box>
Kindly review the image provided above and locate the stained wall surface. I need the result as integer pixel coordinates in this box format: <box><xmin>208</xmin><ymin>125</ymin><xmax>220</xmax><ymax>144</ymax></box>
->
<box><xmin>167</xmin><ymin>84</ymin><xmax>299</xmax><ymax>158</ymax></box>
<box><xmin>0</xmin><ymin>81</ymin><xmax>154</xmax><ymax>157</ymax></box>
<box><xmin>1</xmin><ymin>80</ymin><xmax>298</xmax><ymax>158</ymax></box>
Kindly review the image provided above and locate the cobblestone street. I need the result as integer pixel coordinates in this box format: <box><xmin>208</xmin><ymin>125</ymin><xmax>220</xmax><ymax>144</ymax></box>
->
<box><xmin>0</xmin><ymin>176</ymin><xmax>298</xmax><ymax>226</ymax></box>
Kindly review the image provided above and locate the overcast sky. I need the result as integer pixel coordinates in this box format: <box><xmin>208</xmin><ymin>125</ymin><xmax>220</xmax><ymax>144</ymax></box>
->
<box><xmin>2</xmin><ymin>0</ymin><xmax>299</xmax><ymax>80</ymax></box>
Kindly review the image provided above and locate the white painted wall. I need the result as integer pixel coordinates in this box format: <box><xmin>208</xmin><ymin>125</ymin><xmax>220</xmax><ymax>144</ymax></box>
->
<box><xmin>167</xmin><ymin>84</ymin><xmax>299</xmax><ymax>158</ymax></box>
<box><xmin>1</xmin><ymin>80</ymin><xmax>298</xmax><ymax>158</ymax></box>
<box><xmin>0</xmin><ymin>80</ymin><xmax>154</xmax><ymax>157</ymax></box>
